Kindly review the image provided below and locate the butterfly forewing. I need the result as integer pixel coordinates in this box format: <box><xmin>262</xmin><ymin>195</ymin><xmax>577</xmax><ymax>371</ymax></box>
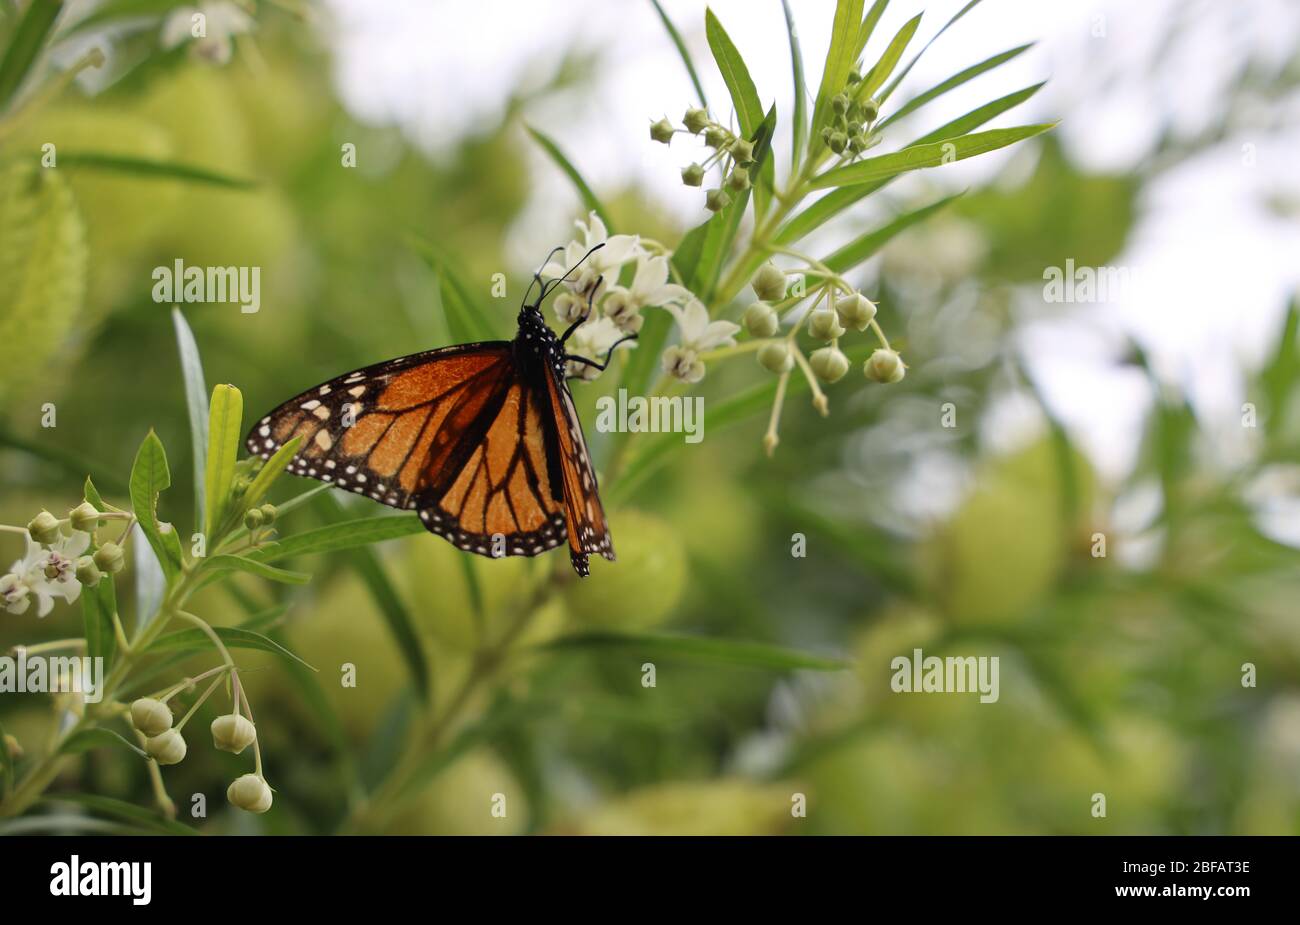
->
<box><xmin>244</xmin><ymin>342</ymin><xmax>512</xmax><ymax>511</ymax></box>
<box><xmin>544</xmin><ymin>365</ymin><xmax>615</xmax><ymax>576</ymax></box>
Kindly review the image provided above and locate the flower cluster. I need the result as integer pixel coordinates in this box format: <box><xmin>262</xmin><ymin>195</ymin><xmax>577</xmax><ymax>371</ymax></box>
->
<box><xmin>2</xmin><ymin>504</ymin><xmax>125</xmax><ymax>618</ymax></box>
<box><xmin>821</xmin><ymin>69</ymin><xmax>883</xmax><ymax>161</ymax></box>
<box><xmin>651</xmin><ymin>107</ymin><xmax>756</xmax><ymax>212</ymax></box>
<box><xmin>542</xmin><ymin>212</ymin><xmax>721</xmax><ymax>381</ymax></box>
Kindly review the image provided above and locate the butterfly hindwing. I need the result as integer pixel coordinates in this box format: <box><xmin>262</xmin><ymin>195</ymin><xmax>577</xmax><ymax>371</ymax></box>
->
<box><xmin>244</xmin><ymin>342</ymin><xmax>513</xmax><ymax>512</ymax></box>
<box><xmin>543</xmin><ymin>363</ymin><xmax>615</xmax><ymax>577</ymax></box>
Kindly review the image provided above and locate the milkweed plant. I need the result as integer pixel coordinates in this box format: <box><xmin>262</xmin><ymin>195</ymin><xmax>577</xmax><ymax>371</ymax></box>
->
<box><xmin>0</xmin><ymin>0</ymin><xmax>1051</xmax><ymax>831</ymax></box>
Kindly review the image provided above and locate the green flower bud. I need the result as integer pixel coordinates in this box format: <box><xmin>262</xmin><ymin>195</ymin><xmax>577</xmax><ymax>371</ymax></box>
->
<box><xmin>681</xmin><ymin>162</ymin><xmax>704</xmax><ymax>187</ymax></box>
<box><xmin>847</xmin><ymin>121</ymin><xmax>863</xmax><ymax>137</ymax></box>
<box><xmin>683</xmin><ymin>107</ymin><xmax>710</xmax><ymax>134</ymax></box>
<box><xmin>846</xmin><ymin>68</ymin><xmax>862</xmax><ymax>85</ymax></box>
<box><xmin>705</xmin><ymin>188</ymin><xmax>731</xmax><ymax>212</ymax></box>
<box><xmin>703</xmin><ymin>125</ymin><xmax>729</xmax><ymax>148</ymax></box>
<box><xmin>758</xmin><ymin>342</ymin><xmax>795</xmax><ymax>374</ymax></box>
<box><xmin>211</xmin><ymin>714</ymin><xmax>257</xmax><ymax>755</ymax></box>
<box><xmin>27</xmin><ymin>511</ymin><xmax>61</xmax><ymax>545</ymax></box>
<box><xmin>862</xmin><ymin>98</ymin><xmax>880</xmax><ymax>122</ymax></box>
<box><xmin>729</xmin><ymin>138</ymin><xmax>754</xmax><ymax>164</ymax></box>
<box><xmin>808</xmin><ymin>307</ymin><xmax>846</xmax><ymax>341</ymax></box>
<box><xmin>810</xmin><ymin>347</ymin><xmax>850</xmax><ymax>383</ymax></box>
<box><xmin>3</xmin><ymin>732</ymin><xmax>21</xmax><ymax>760</ymax></box>
<box><xmin>227</xmin><ymin>773</ymin><xmax>273</xmax><ymax>814</ymax></box>
<box><xmin>726</xmin><ymin>167</ymin><xmax>750</xmax><ymax>191</ymax></box>
<box><xmin>93</xmin><ymin>541</ymin><xmax>125</xmax><ymax>574</ymax></box>
<box><xmin>74</xmin><ymin>556</ymin><xmax>101</xmax><ymax>588</ymax></box>
<box><xmin>145</xmin><ymin>729</ymin><xmax>187</xmax><ymax>765</ymax></box>
<box><xmin>258</xmin><ymin>503</ymin><xmax>277</xmax><ymax>525</ymax></box>
<box><xmin>742</xmin><ymin>301</ymin><xmax>780</xmax><ymax>338</ymax></box>
<box><xmin>68</xmin><ymin>502</ymin><xmax>101</xmax><ymax>533</ymax></box>
<box><xmin>848</xmin><ymin>134</ymin><xmax>866</xmax><ymax>155</ymax></box>
<box><xmin>820</xmin><ymin>126</ymin><xmax>832</xmax><ymax>145</ymax></box>
<box><xmin>829</xmin><ymin>131</ymin><xmax>848</xmax><ymax>154</ymax></box>
<box><xmin>832</xmin><ymin>92</ymin><xmax>850</xmax><ymax>115</ymax></box>
<box><xmin>835</xmin><ymin>292</ymin><xmax>878</xmax><ymax>330</ymax></box>
<box><xmin>865</xmin><ymin>348</ymin><xmax>906</xmax><ymax>384</ymax></box>
<box><xmin>752</xmin><ymin>262</ymin><xmax>787</xmax><ymax>302</ymax></box>
<box><xmin>650</xmin><ymin>117</ymin><xmax>675</xmax><ymax>144</ymax></box>
<box><xmin>243</xmin><ymin>507</ymin><xmax>264</xmax><ymax>530</ymax></box>
<box><xmin>131</xmin><ymin>697</ymin><xmax>173</xmax><ymax>736</ymax></box>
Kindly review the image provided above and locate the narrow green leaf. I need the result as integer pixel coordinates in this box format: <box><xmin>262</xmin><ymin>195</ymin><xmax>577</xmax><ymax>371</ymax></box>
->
<box><xmin>1260</xmin><ymin>296</ymin><xmax>1299</xmax><ymax>428</ymax></box>
<box><xmin>58</xmin><ymin>0</ymin><xmax>185</xmax><ymax>39</ymax></box>
<box><xmin>409</xmin><ymin>238</ymin><xmax>499</xmax><ymax>343</ymax></box>
<box><xmin>204</xmin><ymin>553</ymin><xmax>311</xmax><ymax>585</ymax></box>
<box><xmin>648</xmin><ymin>0</ymin><xmax>708</xmax><ymax>107</ymax></box>
<box><xmin>810</xmin><ymin>0</ymin><xmax>865</xmax><ymax>156</ymax></box>
<box><xmin>544</xmin><ymin>631</ymin><xmax>849</xmax><ymax>671</ymax></box>
<box><xmin>0</xmin><ymin>0</ymin><xmax>63</xmax><ymax>110</ymax></box>
<box><xmin>41</xmin><ymin>792</ymin><xmax>199</xmax><ymax>836</ymax></box>
<box><xmin>823</xmin><ymin>190</ymin><xmax>964</xmax><ymax>273</ymax></box>
<box><xmin>854</xmin><ymin>0</ymin><xmax>889</xmax><ymax>58</ymax></box>
<box><xmin>781</xmin><ymin>0</ymin><xmax>808</xmax><ymax>167</ymax></box>
<box><xmin>779</xmin><ymin>82</ymin><xmax>1047</xmax><ymax>242</ymax></box>
<box><xmin>706</xmin><ymin>8</ymin><xmax>763</xmax><ymax>137</ymax></box>
<box><xmin>316</xmin><ymin>493</ymin><xmax>429</xmax><ymax>700</ymax></box>
<box><xmin>526</xmin><ymin>126</ymin><xmax>613</xmax><ymax>230</ymax></box>
<box><xmin>858</xmin><ymin>13</ymin><xmax>922</xmax><ymax>100</ymax></box>
<box><xmin>242</xmin><ymin>436</ymin><xmax>301</xmax><ymax>511</ymax></box>
<box><xmin>204</xmin><ymin>383</ymin><xmax>242</xmax><ymax>538</ymax></box>
<box><xmin>811</xmin><ymin>123</ymin><xmax>1055</xmax><ymax>189</ymax></box>
<box><xmin>55</xmin><ymin>153</ymin><xmax>256</xmax><ymax>188</ymax></box>
<box><xmin>245</xmin><ymin>515</ymin><xmax>425</xmax><ymax>563</ymax></box>
<box><xmin>171</xmin><ymin>308</ymin><xmax>208</xmax><ymax>531</ymax></box>
<box><xmin>81</xmin><ymin>573</ymin><xmax>117</xmax><ymax>669</ymax></box>
<box><xmin>129</xmin><ymin>430</ymin><xmax>175</xmax><ymax>580</ymax></box>
<box><xmin>698</xmin><ymin>106</ymin><xmax>776</xmax><ymax>299</ymax></box>
<box><xmin>149</xmin><ymin>625</ymin><xmax>316</xmax><ymax>671</ymax></box>
<box><xmin>877</xmin><ymin>42</ymin><xmax>1031</xmax><ymax>130</ymax></box>
<box><xmin>878</xmin><ymin>0</ymin><xmax>986</xmax><ymax>103</ymax></box>
<box><xmin>0</xmin><ymin>428</ymin><xmax>124</xmax><ymax>493</ymax></box>
<box><xmin>60</xmin><ymin>728</ymin><xmax>147</xmax><ymax>759</ymax></box>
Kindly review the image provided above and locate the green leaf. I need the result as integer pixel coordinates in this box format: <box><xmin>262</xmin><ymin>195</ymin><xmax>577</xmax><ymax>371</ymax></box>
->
<box><xmin>204</xmin><ymin>554</ymin><xmax>311</xmax><ymax>585</ymax></box>
<box><xmin>858</xmin><ymin>13</ymin><xmax>922</xmax><ymax>100</ymax></box>
<box><xmin>878</xmin><ymin>0</ymin><xmax>986</xmax><ymax>103</ymax></box>
<box><xmin>877</xmin><ymin>42</ymin><xmax>1033</xmax><ymax>131</ymax></box>
<box><xmin>315</xmin><ymin>493</ymin><xmax>429</xmax><ymax>700</ymax></box>
<box><xmin>810</xmin><ymin>0</ymin><xmax>865</xmax><ymax>157</ymax></box>
<box><xmin>1260</xmin><ymin>296</ymin><xmax>1299</xmax><ymax>429</ymax></box>
<box><xmin>779</xmin><ymin>82</ymin><xmax>1047</xmax><ymax>242</ymax></box>
<box><xmin>811</xmin><ymin>123</ymin><xmax>1056</xmax><ymax>190</ymax></box>
<box><xmin>526</xmin><ymin>126</ymin><xmax>613</xmax><ymax>230</ymax></box>
<box><xmin>706</xmin><ymin>8</ymin><xmax>763</xmax><ymax>138</ymax></box>
<box><xmin>40</xmin><ymin>793</ymin><xmax>199</xmax><ymax>836</ymax></box>
<box><xmin>204</xmin><ymin>383</ymin><xmax>242</xmax><ymax>538</ymax></box>
<box><xmin>60</xmin><ymin>728</ymin><xmax>147</xmax><ymax>759</ymax></box>
<box><xmin>698</xmin><ymin>106</ymin><xmax>776</xmax><ymax>299</ymax></box>
<box><xmin>0</xmin><ymin>427</ymin><xmax>120</xmax><ymax>491</ymax></box>
<box><xmin>54</xmin><ymin>153</ymin><xmax>256</xmax><ymax>188</ymax></box>
<box><xmin>171</xmin><ymin>308</ymin><xmax>208</xmax><ymax>531</ymax></box>
<box><xmin>544</xmin><ymin>631</ymin><xmax>849</xmax><ymax>671</ymax></box>
<box><xmin>245</xmin><ymin>515</ymin><xmax>425</xmax><ymax>563</ymax></box>
<box><xmin>81</xmin><ymin>572</ymin><xmax>117</xmax><ymax>669</ymax></box>
<box><xmin>854</xmin><ymin>0</ymin><xmax>889</xmax><ymax>58</ymax></box>
<box><xmin>129</xmin><ymin>429</ymin><xmax>176</xmax><ymax>581</ymax></box>
<box><xmin>648</xmin><ymin>0</ymin><xmax>708</xmax><ymax>107</ymax></box>
<box><xmin>780</xmin><ymin>0</ymin><xmax>808</xmax><ymax>168</ymax></box>
<box><xmin>823</xmin><ymin>190</ymin><xmax>964</xmax><ymax>273</ymax></box>
<box><xmin>149</xmin><ymin>625</ymin><xmax>316</xmax><ymax>671</ymax></box>
<box><xmin>242</xmin><ymin>436</ymin><xmax>301</xmax><ymax>511</ymax></box>
<box><xmin>0</xmin><ymin>0</ymin><xmax>63</xmax><ymax>110</ymax></box>
<box><xmin>409</xmin><ymin>238</ymin><xmax>499</xmax><ymax>343</ymax></box>
<box><xmin>57</xmin><ymin>0</ymin><xmax>186</xmax><ymax>39</ymax></box>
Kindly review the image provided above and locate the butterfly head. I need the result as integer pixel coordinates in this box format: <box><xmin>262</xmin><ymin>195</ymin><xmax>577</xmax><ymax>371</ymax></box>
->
<box><xmin>522</xmin><ymin>242</ymin><xmax>606</xmax><ymax>317</ymax></box>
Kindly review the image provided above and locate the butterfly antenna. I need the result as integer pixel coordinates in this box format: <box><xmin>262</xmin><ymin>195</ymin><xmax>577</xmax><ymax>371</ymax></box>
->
<box><xmin>540</xmin><ymin>242</ymin><xmax>605</xmax><ymax>301</ymax></box>
<box><xmin>524</xmin><ymin>245</ymin><xmax>565</xmax><ymax>307</ymax></box>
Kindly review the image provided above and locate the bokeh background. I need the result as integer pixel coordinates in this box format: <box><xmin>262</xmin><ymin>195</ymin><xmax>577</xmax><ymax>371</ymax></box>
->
<box><xmin>2</xmin><ymin>0</ymin><xmax>1299</xmax><ymax>834</ymax></box>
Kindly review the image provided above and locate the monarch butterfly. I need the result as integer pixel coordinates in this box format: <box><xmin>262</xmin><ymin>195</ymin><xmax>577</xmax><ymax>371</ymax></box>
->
<box><xmin>244</xmin><ymin>245</ymin><xmax>633</xmax><ymax>577</ymax></box>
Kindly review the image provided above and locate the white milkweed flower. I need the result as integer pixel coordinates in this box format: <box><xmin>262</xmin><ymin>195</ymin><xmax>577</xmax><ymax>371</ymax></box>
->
<box><xmin>602</xmin><ymin>253</ymin><xmax>691</xmax><ymax>335</ymax></box>
<box><xmin>7</xmin><ymin>533</ymin><xmax>90</xmax><ymax>617</ymax></box>
<box><xmin>564</xmin><ymin>317</ymin><xmax>634</xmax><ymax>381</ymax></box>
<box><xmin>660</xmin><ymin>299</ymin><xmax>740</xmax><ymax>384</ymax></box>
<box><xmin>542</xmin><ymin>212</ymin><xmax>640</xmax><ymax>299</ymax></box>
<box><xmin>161</xmin><ymin>2</ymin><xmax>254</xmax><ymax>66</ymax></box>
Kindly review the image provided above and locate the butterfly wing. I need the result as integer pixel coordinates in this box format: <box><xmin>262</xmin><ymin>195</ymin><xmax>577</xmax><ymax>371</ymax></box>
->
<box><xmin>542</xmin><ymin>363</ymin><xmax>615</xmax><ymax>577</ymax></box>
<box><xmin>411</xmin><ymin>364</ymin><xmax>570</xmax><ymax>558</ymax></box>
<box><xmin>245</xmin><ymin>342</ymin><xmax>513</xmax><ymax>512</ymax></box>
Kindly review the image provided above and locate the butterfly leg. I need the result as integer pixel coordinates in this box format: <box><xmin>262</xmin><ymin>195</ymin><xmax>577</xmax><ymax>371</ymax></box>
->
<box><xmin>559</xmin><ymin>277</ymin><xmax>604</xmax><ymax>343</ymax></box>
<box><xmin>564</xmin><ymin>333</ymin><xmax>638</xmax><ymax>377</ymax></box>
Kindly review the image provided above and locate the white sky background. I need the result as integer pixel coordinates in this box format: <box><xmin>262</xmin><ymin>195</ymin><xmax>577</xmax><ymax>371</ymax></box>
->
<box><xmin>320</xmin><ymin>0</ymin><xmax>1300</xmax><ymax>493</ymax></box>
